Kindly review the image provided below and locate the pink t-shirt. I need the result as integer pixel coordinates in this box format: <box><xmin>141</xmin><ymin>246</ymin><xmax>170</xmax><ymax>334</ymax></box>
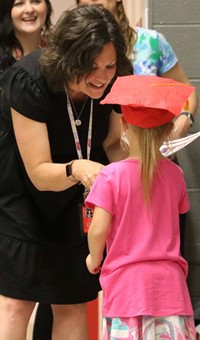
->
<box><xmin>86</xmin><ymin>159</ymin><xmax>193</xmax><ymax>318</ymax></box>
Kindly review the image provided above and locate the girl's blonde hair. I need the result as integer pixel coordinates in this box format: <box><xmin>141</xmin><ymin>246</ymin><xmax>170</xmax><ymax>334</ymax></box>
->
<box><xmin>129</xmin><ymin>121</ymin><xmax>174</xmax><ymax>205</ymax></box>
<box><xmin>116</xmin><ymin>1</ymin><xmax>137</xmax><ymax>59</ymax></box>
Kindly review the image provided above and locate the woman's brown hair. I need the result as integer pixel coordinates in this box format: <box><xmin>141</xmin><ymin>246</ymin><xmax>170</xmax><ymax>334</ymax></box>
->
<box><xmin>40</xmin><ymin>5</ymin><xmax>133</xmax><ymax>92</ymax></box>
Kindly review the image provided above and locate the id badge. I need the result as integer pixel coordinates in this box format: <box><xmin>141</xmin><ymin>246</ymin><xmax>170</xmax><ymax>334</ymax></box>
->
<box><xmin>80</xmin><ymin>204</ymin><xmax>93</xmax><ymax>234</ymax></box>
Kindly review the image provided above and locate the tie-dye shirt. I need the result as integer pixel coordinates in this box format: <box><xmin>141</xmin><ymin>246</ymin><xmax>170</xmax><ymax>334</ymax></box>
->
<box><xmin>134</xmin><ymin>27</ymin><xmax>178</xmax><ymax>75</ymax></box>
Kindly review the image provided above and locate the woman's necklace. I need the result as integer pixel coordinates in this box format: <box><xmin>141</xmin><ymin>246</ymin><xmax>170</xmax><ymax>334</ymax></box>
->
<box><xmin>69</xmin><ymin>96</ymin><xmax>88</xmax><ymax>126</ymax></box>
<box><xmin>15</xmin><ymin>47</ymin><xmax>23</xmax><ymax>61</ymax></box>
<box><xmin>14</xmin><ymin>38</ymin><xmax>45</xmax><ymax>61</ymax></box>
<box><xmin>66</xmin><ymin>90</ymin><xmax>94</xmax><ymax>160</ymax></box>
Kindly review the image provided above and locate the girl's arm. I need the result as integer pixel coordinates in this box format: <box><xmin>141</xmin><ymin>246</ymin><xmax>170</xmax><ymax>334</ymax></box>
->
<box><xmin>86</xmin><ymin>206</ymin><xmax>112</xmax><ymax>274</ymax></box>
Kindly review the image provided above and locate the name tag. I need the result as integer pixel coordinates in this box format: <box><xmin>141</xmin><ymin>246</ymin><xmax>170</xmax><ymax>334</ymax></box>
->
<box><xmin>80</xmin><ymin>204</ymin><xmax>93</xmax><ymax>234</ymax></box>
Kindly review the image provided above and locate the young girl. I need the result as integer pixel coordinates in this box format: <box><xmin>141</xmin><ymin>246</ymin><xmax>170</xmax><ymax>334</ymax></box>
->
<box><xmin>85</xmin><ymin>75</ymin><xmax>197</xmax><ymax>339</ymax></box>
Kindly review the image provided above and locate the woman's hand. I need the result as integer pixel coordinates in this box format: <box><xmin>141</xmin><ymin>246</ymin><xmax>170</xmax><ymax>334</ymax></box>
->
<box><xmin>11</xmin><ymin>109</ymin><xmax>104</xmax><ymax>191</ymax></box>
<box><xmin>72</xmin><ymin>159</ymin><xmax>104</xmax><ymax>189</ymax></box>
<box><xmin>86</xmin><ymin>254</ymin><xmax>101</xmax><ymax>274</ymax></box>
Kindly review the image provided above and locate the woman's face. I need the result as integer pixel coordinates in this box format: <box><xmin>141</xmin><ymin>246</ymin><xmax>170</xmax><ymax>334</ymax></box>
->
<box><xmin>69</xmin><ymin>42</ymin><xmax>117</xmax><ymax>99</ymax></box>
<box><xmin>11</xmin><ymin>0</ymin><xmax>48</xmax><ymax>36</ymax></box>
<box><xmin>77</xmin><ymin>0</ymin><xmax>118</xmax><ymax>16</ymax></box>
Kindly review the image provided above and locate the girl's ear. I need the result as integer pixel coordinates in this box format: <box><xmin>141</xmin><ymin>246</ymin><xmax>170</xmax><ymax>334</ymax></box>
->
<box><xmin>120</xmin><ymin>116</ymin><xmax>129</xmax><ymax>150</ymax></box>
<box><xmin>121</xmin><ymin>116</ymin><xmax>128</xmax><ymax>131</ymax></box>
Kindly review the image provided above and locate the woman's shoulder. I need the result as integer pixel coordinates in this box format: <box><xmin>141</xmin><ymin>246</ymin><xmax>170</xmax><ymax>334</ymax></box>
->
<box><xmin>134</xmin><ymin>27</ymin><xmax>177</xmax><ymax>75</ymax></box>
<box><xmin>1</xmin><ymin>49</ymin><xmax>50</xmax><ymax>102</ymax></box>
<box><xmin>13</xmin><ymin>49</ymin><xmax>43</xmax><ymax>82</ymax></box>
<box><xmin>135</xmin><ymin>26</ymin><xmax>171</xmax><ymax>48</ymax></box>
<box><xmin>136</xmin><ymin>26</ymin><xmax>160</xmax><ymax>40</ymax></box>
<box><xmin>1</xmin><ymin>49</ymin><xmax>42</xmax><ymax>83</ymax></box>
<box><xmin>0</xmin><ymin>49</ymin><xmax>51</xmax><ymax>122</ymax></box>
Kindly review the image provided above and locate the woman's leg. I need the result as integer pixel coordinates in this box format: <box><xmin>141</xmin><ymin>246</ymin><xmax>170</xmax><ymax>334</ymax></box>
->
<box><xmin>51</xmin><ymin>303</ymin><xmax>88</xmax><ymax>340</ymax></box>
<box><xmin>0</xmin><ymin>295</ymin><xmax>36</xmax><ymax>340</ymax></box>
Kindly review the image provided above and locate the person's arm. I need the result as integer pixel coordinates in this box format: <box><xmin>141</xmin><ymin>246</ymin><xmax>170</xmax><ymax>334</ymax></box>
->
<box><xmin>103</xmin><ymin>110</ymin><xmax>129</xmax><ymax>162</ymax></box>
<box><xmin>161</xmin><ymin>63</ymin><xmax>199</xmax><ymax>137</ymax></box>
<box><xmin>86</xmin><ymin>206</ymin><xmax>112</xmax><ymax>274</ymax></box>
<box><xmin>12</xmin><ymin>108</ymin><xmax>104</xmax><ymax>191</ymax></box>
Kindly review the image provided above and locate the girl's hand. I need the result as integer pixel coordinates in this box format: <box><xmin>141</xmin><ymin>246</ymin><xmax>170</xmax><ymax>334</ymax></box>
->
<box><xmin>86</xmin><ymin>254</ymin><xmax>101</xmax><ymax>275</ymax></box>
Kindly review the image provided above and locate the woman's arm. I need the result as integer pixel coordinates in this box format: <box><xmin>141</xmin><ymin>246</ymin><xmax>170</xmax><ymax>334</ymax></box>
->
<box><xmin>103</xmin><ymin>110</ymin><xmax>129</xmax><ymax>162</ymax></box>
<box><xmin>161</xmin><ymin>63</ymin><xmax>199</xmax><ymax>137</ymax></box>
<box><xmin>12</xmin><ymin>109</ymin><xmax>104</xmax><ymax>191</ymax></box>
<box><xmin>86</xmin><ymin>206</ymin><xmax>112</xmax><ymax>274</ymax></box>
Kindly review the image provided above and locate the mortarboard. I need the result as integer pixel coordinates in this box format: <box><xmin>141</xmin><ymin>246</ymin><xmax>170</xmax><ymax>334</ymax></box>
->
<box><xmin>101</xmin><ymin>75</ymin><xmax>195</xmax><ymax>128</ymax></box>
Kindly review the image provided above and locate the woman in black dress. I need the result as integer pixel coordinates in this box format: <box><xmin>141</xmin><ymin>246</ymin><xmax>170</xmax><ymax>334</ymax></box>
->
<box><xmin>0</xmin><ymin>5</ymin><xmax>132</xmax><ymax>339</ymax></box>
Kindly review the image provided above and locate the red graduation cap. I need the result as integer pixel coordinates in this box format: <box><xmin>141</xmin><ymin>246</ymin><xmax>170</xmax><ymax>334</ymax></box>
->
<box><xmin>101</xmin><ymin>75</ymin><xmax>195</xmax><ymax>128</ymax></box>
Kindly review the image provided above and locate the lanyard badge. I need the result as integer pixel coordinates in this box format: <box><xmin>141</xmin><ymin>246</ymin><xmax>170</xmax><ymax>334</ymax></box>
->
<box><xmin>66</xmin><ymin>90</ymin><xmax>94</xmax><ymax>234</ymax></box>
<box><xmin>80</xmin><ymin>187</ymin><xmax>93</xmax><ymax>234</ymax></box>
